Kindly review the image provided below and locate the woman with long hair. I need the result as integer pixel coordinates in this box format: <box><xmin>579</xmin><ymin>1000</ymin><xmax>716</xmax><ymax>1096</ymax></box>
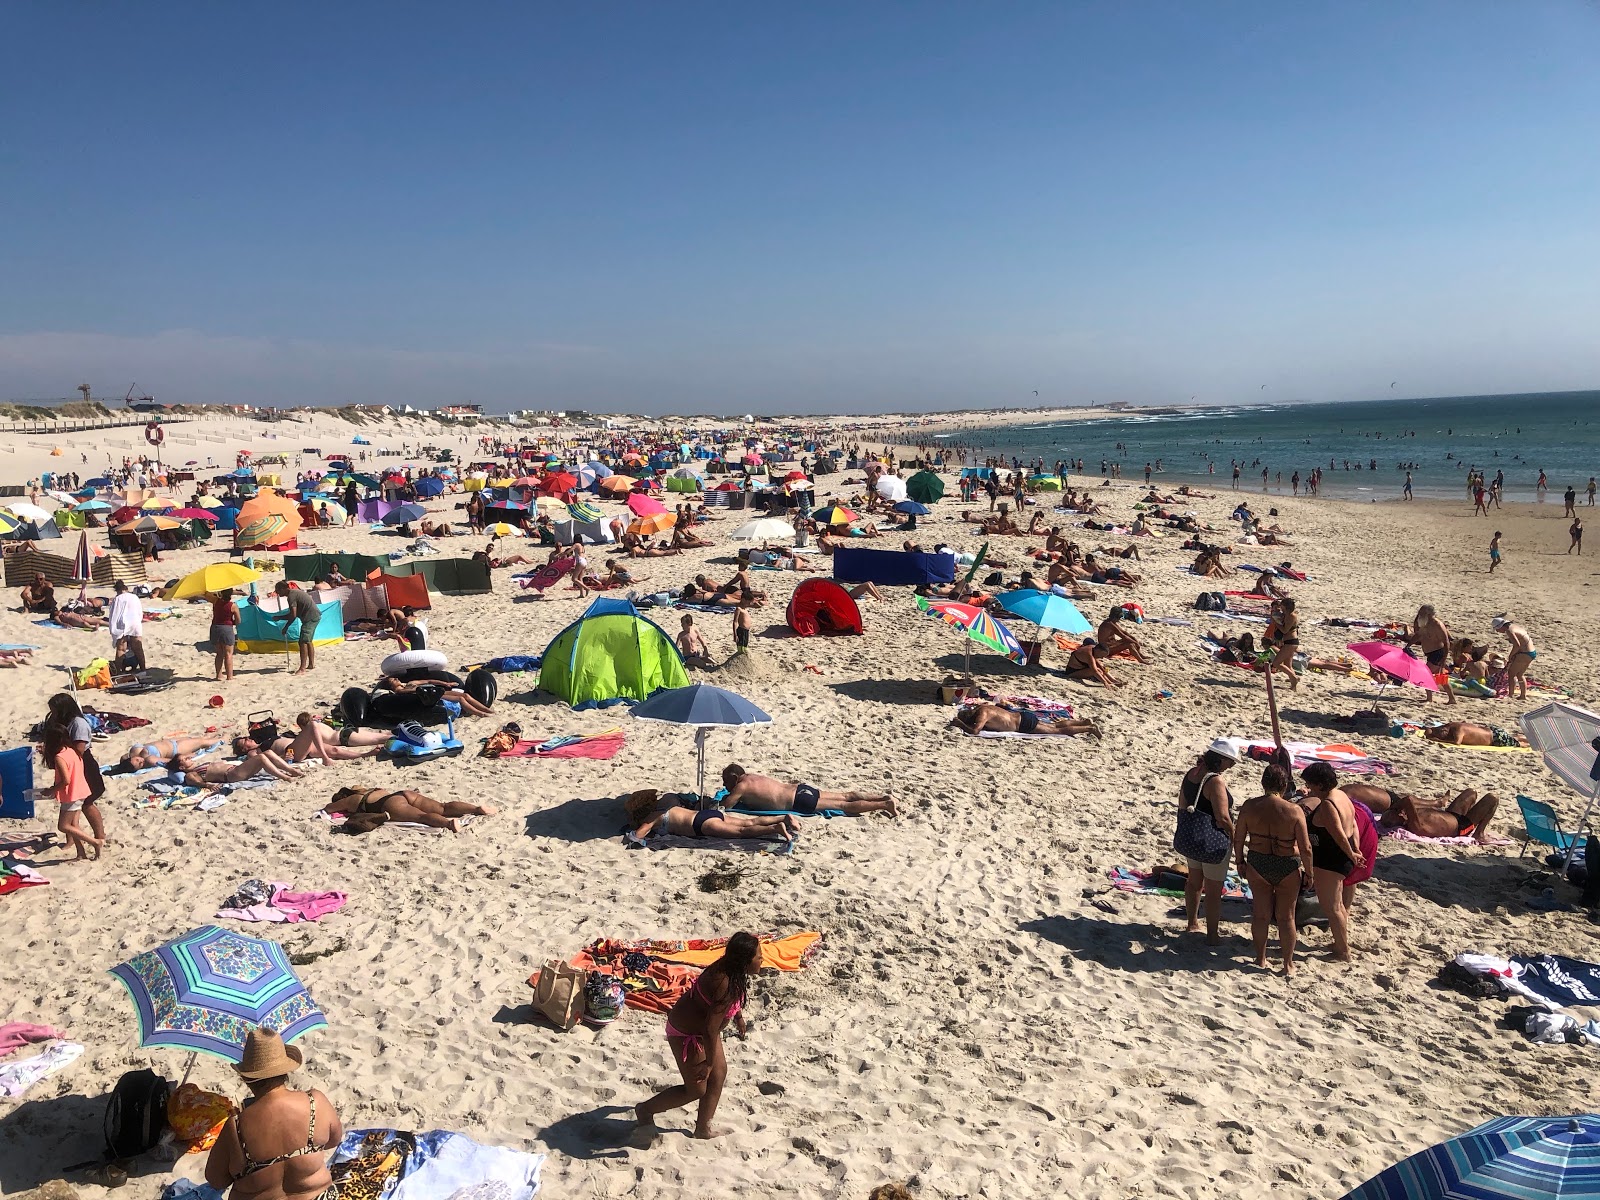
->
<box><xmin>43</xmin><ymin>693</ymin><xmax>107</xmax><ymax>849</ymax></box>
<box><xmin>637</xmin><ymin>931</ymin><xmax>760</xmax><ymax>1139</ymax></box>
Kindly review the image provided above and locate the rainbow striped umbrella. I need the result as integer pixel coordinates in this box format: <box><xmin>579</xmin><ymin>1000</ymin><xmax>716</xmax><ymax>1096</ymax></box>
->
<box><xmin>110</xmin><ymin>925</ymin><xmax>327</xmax><ymax>1062</ymax></box>
<box><xmin>915</xmin><ymin>597</ymin><xmax>1028</xmax><ymax>674</ymax></box>
<box><xmin>1341</xmin><ymin>1114</ymin><xmax>1600</xmax><ymax>1199</ymax></box>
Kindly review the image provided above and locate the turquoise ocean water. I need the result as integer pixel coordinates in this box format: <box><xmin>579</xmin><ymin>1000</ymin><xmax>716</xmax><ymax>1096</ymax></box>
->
<box><xmin>923</xmin><ymin>391</ymin><xmax>1600</xmax><ymax>502</ymax></box>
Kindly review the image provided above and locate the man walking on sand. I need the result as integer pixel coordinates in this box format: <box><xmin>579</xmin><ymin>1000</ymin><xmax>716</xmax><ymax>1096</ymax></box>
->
<box><xmin>270</xmin><ymin>580</ymin><xmax>321</xmax><ymax>675</ymax></box>
<box><xmin>1564</xmin><ymin>485</ymin><xmax>1577</xmax><ymax>517</ymax></box>
<box><xmin>1570</xmin><ymin>517</ymin><xmax>1583</xmax><ymax>556</ymax></box>
<box><xmin>1488</xmin><ymin>531</ymin><xmax>1502</xmax><ymax>573</ymax></box>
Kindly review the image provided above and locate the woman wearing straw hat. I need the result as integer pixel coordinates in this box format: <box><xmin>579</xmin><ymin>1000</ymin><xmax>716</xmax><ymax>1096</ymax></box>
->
<box><xmin>205</xmin><ymin>1027</ymin><xmax>342</xmax><ymax>1200</ymax></box>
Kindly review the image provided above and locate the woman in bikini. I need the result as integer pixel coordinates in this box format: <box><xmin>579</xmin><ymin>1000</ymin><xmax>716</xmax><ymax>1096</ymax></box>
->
<box><xmin>1263</xmin><ymin>597</ymin><xmax>1301</xmax><ymax>691</ymax></box>
<box><xmin>1231</xmin><ymin>764</ymin><xmax>1314</xmax><ymax>974</ymax></box>
<box><xmin>636</xmin><ymin>931</ymin><xmax>760</xmax><ymax>1140</ymax></box>
<box><xmin>280</xmin><ymin>713</ymin><xmax>390</xmax><ymax>762</ymax></box>
<box><xmin>122</xmin><ymin>735</ymin><xmax>226</xmax><ymax>770</ymax></box>
<box><xmin>205</xmin><ymin>1027</ymin><xmax>342</xmax><ymax>1200</ymax></box>
<box><xmin>1298</xmin><ymin>762</ymin><xmax>1365</xmax><ymax>962</ymax></box>
<box><xmin>168</xmin><ymin>747</ymin><xmax>304</xmax><ymax>788</ymax></box>
<box><xmin>325</xmin><ymin>786</ymin><xmax>497</xmax><ymax>832</ymax></box>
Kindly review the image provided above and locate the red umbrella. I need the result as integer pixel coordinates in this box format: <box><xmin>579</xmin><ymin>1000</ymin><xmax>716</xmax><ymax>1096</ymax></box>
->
<box><xmin>539</xmin><ymin>471</ymin><xmax>578</xmax><ymax>495</ymax></box>
<box><xmin>1348</xmin><ymin>641</ymin><xmax>1439</xmax><ymax>699</ymax></box>
<box><xmin>783</xmin><ymin>470</ymin><xmax>809</xmax><ymax>483</ymax></box>
<box><xmin>627</xmin><ymin>493</ymin><xmax>668</xmax><ymax>517</ymax></box>
<box><xmin>172</xmin><ymin>508</ymin><xmax>219</xmax><ymax>522</ymax></box>
<box><xmin>109</xmin><ymin>505</ymin><xmax>138</xmax><ymax>525</ymax></box>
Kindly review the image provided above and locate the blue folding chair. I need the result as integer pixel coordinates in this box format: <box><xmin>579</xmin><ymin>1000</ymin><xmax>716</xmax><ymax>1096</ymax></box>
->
<box><xmin>1516</xmin><ymin>794</ymin><xmax>1587</xmax><ymax>858</ymax></box>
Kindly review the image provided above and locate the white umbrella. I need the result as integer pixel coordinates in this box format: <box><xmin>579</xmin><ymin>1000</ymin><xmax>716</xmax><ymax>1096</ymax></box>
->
<box><xmin>729</xmin><ymin>517</ymin><xmax>796</xmax><ymax>542</ymax></box>
<box><xmin>875</xmin><ymin>476</ymin><xmax>907</xmax><ymax>502</ymax></box>
<box><xmin>7</xmin><ymin>502</ymin><xmax>51</xmax><ymax>523</ymax></box>
<box><xmin>1520</xmin><ymin>701</ymin><xmax>1600</xmax><ymax>868</ymax></box>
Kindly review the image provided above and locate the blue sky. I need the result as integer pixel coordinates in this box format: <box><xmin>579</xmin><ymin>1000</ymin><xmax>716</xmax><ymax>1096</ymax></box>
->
<box><xmin>3</xmin><ymin>2</ymin><xmax>1598</xmax><ymax>413</ymax></box>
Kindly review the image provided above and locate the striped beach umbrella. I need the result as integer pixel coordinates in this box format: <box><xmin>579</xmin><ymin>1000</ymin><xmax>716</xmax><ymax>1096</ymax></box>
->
<box><xmin>115</xmin><ymin>514</ymin><xmax>183</xmax><ymax>535</ymax></box>
<box><xmin>1341</xmin><ymin>1114</ymin><xmax>1600</xmax><ymax>1199</ymax></box>
<box><xmin>812</xmin><ymin>505</ymin><xmax>859</xmax><ymax>526</ymax></box>
<box><xmin>915</xmin><ymin>597</ymin><xmax>1028</xmax><ymax>675</ymax></box>
<box><xmin>110</xmin><ymin>925</ymin><xmax>327</xmax><ymax>1062</ymax></box>
<box><xmin>1520</xmin><ymin>702</ymin><xmax>1600</xmax><ymax>868</ymax></box>
<box><xmin>567</xmin><ymin>501</ymin><xmax>604</xmax><ymax>523</ymax></box>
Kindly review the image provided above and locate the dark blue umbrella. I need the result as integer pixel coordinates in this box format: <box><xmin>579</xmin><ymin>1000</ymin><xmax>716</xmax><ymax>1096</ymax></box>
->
<box><xmin>110</xmin><ymin>925</ymin><xmax>327</xmax><ymax>1062</ymax></box>
<box><xmin>1342</xmin><ymin>1114</ymin><xmax>1600</xmax><ymax>1198</ymax></box>
<box><xmin>632</xmin><ymin>684</ymin><xmax>772</xmax><ymax>797</ymax></box>
<box><xmin>414</xmin><ymin>477</ymin><xmax>445</xmax><ymax>498</ymax></box>
<box><xmin>892</xmin><ymin>500</ymin><xmax>931</xmax><ymax>516</ymax></box>
<box><xmin>379</xmin><ymin>504</ymin><xmax>427</xmax><ymax>527</ymax></box>
<box><xmin>85</xmin><ymin>477</ymin><xmax>112</xmax><ymax>488</ymax></box>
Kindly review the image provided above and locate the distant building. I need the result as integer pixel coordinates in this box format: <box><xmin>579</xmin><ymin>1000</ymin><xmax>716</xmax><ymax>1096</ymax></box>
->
<box><xmin>435</xmin><ymin>404</ymin><xmax>483</xmax><ymax>418</ymax></box>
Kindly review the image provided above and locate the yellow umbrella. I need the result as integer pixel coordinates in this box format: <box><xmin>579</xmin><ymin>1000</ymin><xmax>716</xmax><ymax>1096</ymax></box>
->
<box><xmin>195</xmin><ymin>496</ymin><xmax>224</xmax><ymax>509</ymax></box>
<box><xmin>487</xmin><ymin>522</ymin><xmax>525</xmax><ymax>537</ymax></box>
<box><xmin>140</xmin><ymin>496</ymin><xmax>178</xmax><ymax>510</ymax></box>
<box><xmin>168</xmin><ymin>562</ymin><xmax>263</xmax><ymax>600</ymax></box>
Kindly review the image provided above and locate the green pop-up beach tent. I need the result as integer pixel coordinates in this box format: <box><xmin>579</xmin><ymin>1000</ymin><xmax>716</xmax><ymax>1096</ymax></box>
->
<box><xmin>539</xmin><ymin>598</ymin><xmax>689</xmax><ymax>709</ymax></box>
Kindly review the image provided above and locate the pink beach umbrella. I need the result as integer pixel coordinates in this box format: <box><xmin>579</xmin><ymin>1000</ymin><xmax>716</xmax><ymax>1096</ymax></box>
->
<box><xmin>1347</xmin><ymin>641</ymin><xmax>1439</xmax><ymax>701</ymax></box>
<box><xmin>627</xmin><ymin>493</ymin><xmax>668</xmax><ymax>517</ymax></box>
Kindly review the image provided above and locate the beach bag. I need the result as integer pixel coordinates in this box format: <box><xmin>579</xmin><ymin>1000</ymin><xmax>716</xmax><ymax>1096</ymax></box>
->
<box><xmin>532</xmin><ymin>960</ymin><xmax>587</xmax><ymax>1030</ymax></box>
<box><xmin>75</xmin><ymin>658</ymin><xmax>113</xmax><ymax>690</ymax></box>
<box><xmin>166</xmin><ymin>1082</ymin><xmax>236</xmax><ymax>1153</ymax></box>
<box><xmin>1173</xmin><ymin>774</ymin><xmax>1231</xmax><ymax>864</ymax></box>
<box><xmin>105</xmin><ymin>1068</ymin><xmax>172</xmax><ymax>1159</ymax></box>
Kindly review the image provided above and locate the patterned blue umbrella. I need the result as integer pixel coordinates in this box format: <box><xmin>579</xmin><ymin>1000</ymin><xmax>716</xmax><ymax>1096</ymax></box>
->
<box><xmin>110</xmin><ymin>925</ymin><xmax>327</xmax><ymax>1061</ymax></box>
<box><xmin>1343</xmin><ymin>1115</ymin><xmax>1600</xmax><ymax>1199</ymax></box>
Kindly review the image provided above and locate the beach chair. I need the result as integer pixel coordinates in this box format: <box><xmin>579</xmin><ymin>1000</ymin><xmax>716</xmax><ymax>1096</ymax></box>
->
<box><xmin>1515</xmin><ymin>795</ymin><xmax>1587</xmax><ymax>858</ymax></box>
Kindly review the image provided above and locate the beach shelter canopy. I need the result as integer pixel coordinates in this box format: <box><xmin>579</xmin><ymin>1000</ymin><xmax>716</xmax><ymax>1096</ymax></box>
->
<box><xmin>1519</xmin><ymin>702</ymin><xmax>1600</xmax><ymax>868</ymax></box>
<box><xmin>283</xmin><ymin>551</ymin><xmax>392</xmax><ymax>584</ymax></box>
<box><xmin>832</xmin><ymin>548</ymin><xmax>956</xmax><ymax>587</ymax></box>
<box><xmin>551</xmin><ymin>517</ymin><xmax>614</xmax><ymax>546</ymax></box>
<box><xmin>786</xmin><ymin>578</ymin><xmax>863</xmax><ymax>637</ymax></box>
<box><xmin>236</xmin><ymin>596</ymin><xmax>345</xmax><ymax>653</ymax></box>
<box><xmin>906</xmin><ymin>470</ymin><xmax>945</xmax><ymax>504</ymax></box>
<box><xmin>384</xmin><ymin>557</ymin><xmax>492</xmax><ymax>595</ymax></box>
<box><xmin>110</xmin><ymin>925</ymin><xmax>326</xmax><ymax>1062</ymax></box>
<box><xmin>539</xmin><ymin>597</ymin><xmax>690</xmax><ymax>710</ymax></box>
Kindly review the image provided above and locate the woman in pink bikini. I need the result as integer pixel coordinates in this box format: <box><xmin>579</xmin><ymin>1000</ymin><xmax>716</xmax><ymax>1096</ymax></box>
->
<box><xmin>636</xmin><ymin>932</ymin><xmax>760</xmax><ymax>1140</ymax></box>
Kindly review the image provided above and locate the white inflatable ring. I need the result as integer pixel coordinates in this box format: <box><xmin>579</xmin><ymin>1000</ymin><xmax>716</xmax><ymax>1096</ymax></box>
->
<box><xmin>380</xmin><ymin>649</ymin><xmax>448</xmax><ymax>676</ymax></box>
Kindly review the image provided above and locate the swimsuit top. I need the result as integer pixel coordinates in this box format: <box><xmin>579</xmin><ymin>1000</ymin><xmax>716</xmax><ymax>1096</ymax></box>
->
<box><xmin>1181</xmin><ymin>771</ymin><xmax>1229</xmax><ymax>823</ymax></box>
<box><xmin>232</xmin><ymin>1090</ymin><xmax>321</xmax><ymax>1180</ymax></box>
<box><xmin>691</xmin><ymin>972</ymin><xmax>744</xmax><ymax>1021</ymax></box>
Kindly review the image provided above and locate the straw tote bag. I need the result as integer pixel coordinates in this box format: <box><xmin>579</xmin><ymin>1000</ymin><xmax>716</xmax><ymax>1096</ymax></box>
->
<box><xmin>532</xmin><ymin>961</ymin><xmax>588</xmax><ymax>1030</ymax></box>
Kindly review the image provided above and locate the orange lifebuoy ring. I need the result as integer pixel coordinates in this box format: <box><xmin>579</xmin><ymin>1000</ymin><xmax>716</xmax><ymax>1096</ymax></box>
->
<box><xmin>145</xmin><ymin>421</ymin><xmax>165</xmax><ymax>446</ymax></box>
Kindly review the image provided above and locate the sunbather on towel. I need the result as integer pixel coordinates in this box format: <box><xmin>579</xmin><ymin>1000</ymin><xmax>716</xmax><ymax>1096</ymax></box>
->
<box><xmin>123</xmin><ymin>734</ymin><xmax>222</xmax><ymax>770</ymax></box>
<box><xmin>720</xmin><ymin>764</ymin><xmax>896</xmax><ymax>816</ymax></box>
<box><xmin>326</xmin><ymin>786</ymin><xmax>497</xmax><ymax>832</ymax></box>
<box><xmin>955</xmin><ymin>704</ymin><xmax>1100</xmax><ymax>740</ymax></box>
<box><xmin>377</xmin><ymin>673</ymin><xmax>494</xmax><ymax>718</ymax></box>
<box><xmin>277</xmin><ymin>712</ymin><xmax>389</xmax><ymax>762</ymax></box>
<box><xmin>168</xmin><ymin>748</ymin><xmax>304</xmax><ymax>789</ymax></box>
<box><xmin>624</xmin><ymin>789</ymin><xmax>796</xmax><ymax>842</ymax></box>
<box><xmin>1342</xmin><ymin>783</ymin><xmax>1501</xmax><ymax>841</ymax></box>
<box><xmin>1424</xmin><ymin>720</ymin><xmax>1527</xmax><ymax>748</ymax></box>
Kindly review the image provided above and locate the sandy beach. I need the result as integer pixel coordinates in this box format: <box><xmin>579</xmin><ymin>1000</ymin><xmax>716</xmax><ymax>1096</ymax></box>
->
<box><xmin>2</xmin><ymin>416</ymin><xmax>1598</xmax><ymax>1200</ymax></box>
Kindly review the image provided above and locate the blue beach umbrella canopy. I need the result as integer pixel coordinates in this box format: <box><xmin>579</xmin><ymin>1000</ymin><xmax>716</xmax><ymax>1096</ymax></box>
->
<box><xmin>1342</xmin><ymin>1114</ymin><xmax>1600</xmax><ymax>1199</ymax></box>
<box><xmin>632</xmin><ymin>684</ymin><xmax>772</xmax><ymax>797</ymax></box>
<box><xmin>379</xmin><ymin>503</ymin><xmax>427</xmax><ymax>526</ymax></box>
<box><xmin>892</xmin><ymin>500</ymin><xmax>931</xmax><ymax>515</ymax></box>
<box><xmin>996</xmin><ymin>589</ymin><xmax>1094</xmax><ymax>636</ymax></box>
<box><xmin>109</xmin><ymin>925</ymin><xmax>327</xmax><ymax>1061</ymax></box>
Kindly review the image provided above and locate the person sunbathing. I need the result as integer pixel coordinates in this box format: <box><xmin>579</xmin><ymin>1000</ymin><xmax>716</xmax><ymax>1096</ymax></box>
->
<box><xmin>1192</xmin><ymin>550</ymin><xmax>1230</xmax><ymax>579</ymax></box>
<box><xmin>720</xmin><ymin>764</ymin><xmax>896</xmax><ymax>815</ymax></box>
<box><xmin>167</xmin><ymin>748</ymin><xmax>304</xmax><ymax>788</ymax></box>
<box><xmin>622</xmin><ymin>531</ymin><xmax>681</xmax><ymax>558</ymax></box>
<box><xmin>419</xmin><ymin>520</ymin><xmax>454</xmax><ymax>537</ymax></box>
<box><xmin>19</xmin><ymin>573</ymin><xmax>55</xmax><ymax>613</ymax></box>
<box><xmin>1093</xmin><ymin>544</ymin><xmax>1143</xmax><ymax>561</ymax></box>
<box><xmin>476</xmin><ymin>546</ymin><xmax>534</xmax><ymax>568</ymax></box>
<box><xmin>1097</xmin><ymin>607</ymin><xmax>1149</xmax><ymax>662</ymax></box>
<box><xmin>1248</xmin><ymin>570</ymin><xmax>1289</xmax><ymax>599</ymax></box>
<box><xmin>47</xmin><ymin>602</ymin><xmax>105</xmax><ymax>629</ymax></box>
<box><xmin>955</xmin><ymin>704</ymin><xmax>1100</xmax><ymax>739</ymax></box>
<box><xmin>1082</xmin><ymin>554</ymin><xmax>1138</xmax><ymax>587</ymax></box>
<box><xmin>326</xmin><ymin>785</ymin><xmax>496</xmax><ymax>832</ymax></box>
<box><xmin>122</xmin><ymin>735</ymin><xmax>222</xmax><ymax>770</ymax></box>
<box><xmin>378</xmin><ymin>673</ymin><xmax>494</xmax><ymax>718</ymax></box>
<box><xmin>1345</xmin><ymin>785</ymin><xmax>1502</xmax><ymax>842</ymax></box>
<box><xmin>623</xmin><ymin>789</ymin><xmax>796</xmax><ymax>843</ymax></box>
<box><xmin>847</xmin><ymin>520</ymin><xmax>883</xmax><ymax>538</ymax></box>
<box><xmin>1208</xmin><ymin>630</ymin><xmax>1259</xmax><ymax>665</ymax></box>
<box><xmin>601</xmin><ymin>559</ymin><xmax>640</xmax><ymax>588</ymax></box>
<box><xmin>280</xmin><ymin>713</ymin><xmax>389</xmax><ymax>762</ymax></box>
<box><xmin>0</xmin><ymin>647</ymin><xmax>32</xmax><ymax>667</ymax></box>
<box><xmin>1063</xmin><ymin>638</ymin><xmax>1121</xmax><ymax>688</ymax></box>
<box><xmin>1423</xmin><ymin>720</ymin><xmax>1527</xmax><ymax>748</ymax></box>
<box><xmin>671</xmin><ymin>525</ymin><xmax>712</xmax><ymax>550</ymax></box>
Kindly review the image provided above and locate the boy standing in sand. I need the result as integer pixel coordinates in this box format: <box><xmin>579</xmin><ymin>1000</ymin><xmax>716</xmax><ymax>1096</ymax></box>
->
<box><xmin>1488</xmin><ymin>531</ymin><xmax>1502</xmax><ymax>573</ymax></box>
<box><xmin>732</xmin><ymin>591</ymin><xmax>754</xmax><ymax>654</ymax></box>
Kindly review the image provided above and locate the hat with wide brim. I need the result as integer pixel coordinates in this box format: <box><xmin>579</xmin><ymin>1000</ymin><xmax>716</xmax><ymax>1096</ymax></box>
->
<box><xmin>235</xmin><ymin>1027</ymin><xmax>304</xmax><ymax>1080</ymax></box>
<box><xmin>1207</xmin><ymin>737</ymin><xmax>1240</xmax><ymax>762</ymax></box>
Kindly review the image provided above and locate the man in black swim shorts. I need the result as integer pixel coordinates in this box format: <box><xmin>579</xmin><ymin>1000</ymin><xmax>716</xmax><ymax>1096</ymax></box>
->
<box><xmin>720</xmin><ymin>763</ymin><xmax>897</xmax><ymax>816</ymax></box>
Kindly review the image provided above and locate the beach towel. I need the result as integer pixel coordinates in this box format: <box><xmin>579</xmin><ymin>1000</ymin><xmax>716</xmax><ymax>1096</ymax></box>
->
<box><xmin>516</xmin><ymin>556</ymin><xmax>577</xmax><ymax>595</ymax></box>
<box><xmin>1454</xmin><ymin>953</ymin><xmax>1600</xmax><ymax>1013</ymax></box>
<box><xmin>0</xmin><ymin>1041</ymin><xmax>84</xmax><ymax>1098</ymax></box>
<box><xmin>976</xmin><ymin>693</ymin><xmax>1077</xmax><ymax>718</ymax></box>
<box><xmin>0</xmin><ymin>863</ymin><xmax>51</xmax><ymax>896</ymax></box>
<box><xmin>1054</xmin><ymin>634</ymin><xmax>1139</xmax><ymax>661</ymax></box>
<box><xmin>0</xmin><ymin>1023</ymin><xmax>63</xmax><ymax>1057</ymax></box>
<box><xmin>482</xmin><ymin>654</ymin><xmax>541</xmax><ymax>673</ymax></box>
<box><xmin>1380</xmin><ymin>826</ymin><xmax>1513</xmax><ymax>847</ymax></box>
<box><xmin>217</xmin><ymin>881</ymin><xmax>349</xmax><ymax>924</ymax></box>
<box><xmin>328</xmin><ymin>1129</ymin><xmax>544</xmax><ymax>1200</ymax></box>
<box><xmin>961</xmin><ymin>726</ymin><xmax>1080</xmax><ymax>740</ymax></box>
<box><xmin>554</xmin><ymin>932</ymin><xmax>820</xmax><ymax>1014</ymax></box>
<box><xmin>1108</xmin><ymin>865</ymin><xmax>1252</xmax><ymax>902</ymax></box>
<box><xmin>495</xmin><ymin>730</ymin><xmax>626</xmax><ymax>760</ymax></box>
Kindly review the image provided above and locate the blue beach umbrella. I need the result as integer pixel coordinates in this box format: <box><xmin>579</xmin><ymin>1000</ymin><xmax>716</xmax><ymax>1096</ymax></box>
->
<box><xmin>379</xmin><ymin>504</ymin><xmax>427</xmax><ymax>526</ymax></box>
<box><xmin>109</xmin><ymin>925</ymin><xmax>327</xmax><ymax>1062</ymax></box>
<box><xmin>414</xmin><ymin>477</ymin><xmax>445</xmax><ymax>498</ymax></box>
<box><xmin>632</xmin><ymin>684</ymin><xmax>773</xmax><ymax>798</ymax></box>
<box><xmin>996</xmin><ymin>589</ymin><xmax>1094</xmax><ymax>636</ymax></box>
<box><xmin>1342</xmin><ymin>1114</ymin><xmax>1600</xmax><ymax>1198</ymax></box>
<box><xmin>892</xmin><ymin>500</ymin><xmax>931</xmax><ymax>515</ymax></box>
